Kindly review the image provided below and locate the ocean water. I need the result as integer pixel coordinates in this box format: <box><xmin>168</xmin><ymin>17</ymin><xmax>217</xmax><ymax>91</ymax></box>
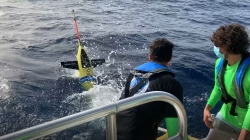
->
<box><xmin>1</xmin><ymin>0</ymin><xmax>250</xmax><ymax>139</ymax></box>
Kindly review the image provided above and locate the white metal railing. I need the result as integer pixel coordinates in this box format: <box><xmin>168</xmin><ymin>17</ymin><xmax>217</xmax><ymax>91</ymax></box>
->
<box><xmin>0</xmin><ymin>91</ymin><xmax>187</xmax><ymax>140</ymax></box>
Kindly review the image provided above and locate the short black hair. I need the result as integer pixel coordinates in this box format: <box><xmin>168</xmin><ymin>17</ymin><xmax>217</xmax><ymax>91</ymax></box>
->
<box><xmin>211</xmin><ymin>23</ymin><xmax>249</xmax><ymax>54</ymax></box>
<box><xmin>149</xmin><ymin>38</ymin><xmax>174</xmax><ymax>62</ymax></box>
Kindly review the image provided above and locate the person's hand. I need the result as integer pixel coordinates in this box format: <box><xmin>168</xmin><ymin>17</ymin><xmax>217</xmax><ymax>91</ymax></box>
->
<box><xmin>203</xmin><ymin>109</ymin><xmax>214</xmax><ymax>129</ymax></box>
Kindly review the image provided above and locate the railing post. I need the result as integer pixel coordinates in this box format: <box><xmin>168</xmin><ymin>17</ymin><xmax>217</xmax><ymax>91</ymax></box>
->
<box><xmin>105</xmin><ymin>113</ymin><xmax>117</xmax><ymax>140</ymax></box>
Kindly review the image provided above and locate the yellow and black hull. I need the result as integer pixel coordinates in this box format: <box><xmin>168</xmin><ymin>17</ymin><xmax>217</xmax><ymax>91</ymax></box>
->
<box><xmin>76</xmin><ymin>41</ymin><xmax>94</xmax><ymax>90</ymax></box>
<box><xmin>61</xmin><ymin>41</ymin><xmax>105</xmax><ymax>90</ymax></box>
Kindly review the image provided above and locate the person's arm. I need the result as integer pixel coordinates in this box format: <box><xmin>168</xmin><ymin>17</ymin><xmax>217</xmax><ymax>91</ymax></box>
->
<box><xmin>165</xmin><ymin>118</ymin><xmax>178</xmax><ymax>137</ymax></box>
<box><xmin>204</xmin><ymin>87</ymin><xmax>221</xmax><ymax>129</ymax></box>
<box><xmin>164</xmin><ymin>78</ymin><xmax>190</xmax><ymax>140</ymax></box>
<box><xmin>204</xmin><ymin>86</ymin><xmax>221</xmax><ymax>129</ymax></box>
<box><xmin>238</xmin><ymin>129</ymin><xmax>250</xmax><ymax>140</ymax></box>
<box><xmin>206</xmin><ymin>87</ymin><xmax>222</xmax><ymax>108</ymax></box>
<box><xmin>204</xmin><ymin>104</ymin><xmax>213</xmax><ymax>111</ymax></box>
<box><xmin>206</xmin><ymin>59</ymin><xmax>223</xmax><ymax>108</ymax></box>
<box><xmin>203</xmin><ymin>59</ymin><xmax>222</xmax><ymax>128</ymax></box>
<box><xmin>165</xmin><ymin>118</ymin><xmax>189</xmax><ymax>140</ymax></box>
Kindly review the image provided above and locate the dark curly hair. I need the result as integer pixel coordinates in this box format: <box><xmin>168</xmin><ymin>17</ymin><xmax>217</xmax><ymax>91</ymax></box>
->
<box><xmin>149</xmin><ymin>38</ymin><xmax>174</xmax><ymax>62</ymax></box>
<box><xmin>211</xmin><ymin>23</ymin><xmax>249</xmax><ymax>54</ymax></box>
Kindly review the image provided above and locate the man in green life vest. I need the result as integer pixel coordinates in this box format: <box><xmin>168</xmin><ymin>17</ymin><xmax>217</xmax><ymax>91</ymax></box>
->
<box><xmin>203</xmin><ymin>23</ymin><xmax>250</xmax><ymax>140</ymax></box>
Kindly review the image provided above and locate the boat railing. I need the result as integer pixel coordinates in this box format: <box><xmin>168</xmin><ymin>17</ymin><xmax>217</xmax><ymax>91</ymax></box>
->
<box><xmin>0</xmin><ymin>91</ymin><xmax>187</xmax><ymax>140</ymax></box>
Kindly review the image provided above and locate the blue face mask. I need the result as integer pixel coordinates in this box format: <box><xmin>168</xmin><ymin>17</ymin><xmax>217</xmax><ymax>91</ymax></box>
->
<box><xmin>213</xmin><ymin>46</ymin><xmax>224</xmax><ymax>58</ymax></box>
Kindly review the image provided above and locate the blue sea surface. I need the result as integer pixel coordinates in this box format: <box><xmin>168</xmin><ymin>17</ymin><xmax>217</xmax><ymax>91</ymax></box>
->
<box><xmin>0</xmin><ymin>0</ymin><xmax>250</xmax><ymax>139</ymax></box>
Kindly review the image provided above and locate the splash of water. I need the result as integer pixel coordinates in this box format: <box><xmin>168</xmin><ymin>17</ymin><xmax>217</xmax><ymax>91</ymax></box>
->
<box><xmin>0</xmin><ymin>11</ymin><xmax>4</xmax><ymax>17</ymax></box>
<box><xmin>62</xmin><ymin>47</ymin><xmax>126</xmax><ymax>111</ymax></box>
<box><xmin>65</xmin><ymin>83</ymin><xmax>121</xmax><ymax>110</ymax></box>
<box><xmin>0</xmin><ymin>77</ymin><xmax>10</xmax><ymax>99</ymax></box>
